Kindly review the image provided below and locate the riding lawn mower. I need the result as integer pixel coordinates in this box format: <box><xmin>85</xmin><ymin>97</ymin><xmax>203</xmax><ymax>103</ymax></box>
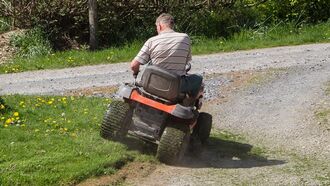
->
<box><xmin>100</xmin><ymin>65</ymin><xmax>212</xmax><ymax>164</ymax></box>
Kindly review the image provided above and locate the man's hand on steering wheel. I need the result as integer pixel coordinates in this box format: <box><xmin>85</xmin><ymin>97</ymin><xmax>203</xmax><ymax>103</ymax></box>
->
<box><xmin>131</xmin><ymin>59</ymin><xmax>141</xmax><ymax>78</ymax></box>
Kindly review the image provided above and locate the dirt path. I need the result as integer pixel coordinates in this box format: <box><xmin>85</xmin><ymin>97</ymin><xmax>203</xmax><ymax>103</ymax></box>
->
<box><xmin>0</xmin><ymin>43</ymin><xmax>329</xmax><ymax>185</ymax></box>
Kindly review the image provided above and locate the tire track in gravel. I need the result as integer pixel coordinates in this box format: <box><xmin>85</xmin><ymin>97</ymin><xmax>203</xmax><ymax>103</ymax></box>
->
<box><xmin>212</xmin><ymin>64</ymin><xmax>330</xmax><ymax>160</ymax></box>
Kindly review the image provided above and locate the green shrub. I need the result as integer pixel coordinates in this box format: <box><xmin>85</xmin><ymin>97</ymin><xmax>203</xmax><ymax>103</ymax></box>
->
<box><xmin>1</xmin><ymin>1</ymin><xmax>329</xmax><ymax>49</ymax></box>
<box><xmin>0</xmin><ymin>1</ymin><xmax>257</xmax><ymax>48</ymax></box>
<box><xmin>249</xmin><ymin>0</ymin><xmax>330</xmax><ymax>24</ymax></box>
<box><xmin>10</xmin><ymin>28</ymin><xmax>52</xmax><ymax>58</ymax></box>
<box><xmin>0</xmin><ymin>17</ymin><xmax>10</xmax><ymax>33</ymax></box>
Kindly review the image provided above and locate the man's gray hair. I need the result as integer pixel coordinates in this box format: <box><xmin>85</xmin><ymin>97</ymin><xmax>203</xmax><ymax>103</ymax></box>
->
<box><xmin>156</xmin><ymin>13</ymin><xmax>174</xmax><ymax>28</ymax></box>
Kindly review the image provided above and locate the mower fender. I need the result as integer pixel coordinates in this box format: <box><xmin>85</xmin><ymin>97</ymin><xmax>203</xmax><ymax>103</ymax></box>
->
<box><xmin>172</xmin><ymin>104</ymin><xmax>195</xmax><ymax>119</ymax></box>
<box><xmin>118</xmin><ymin>85</ymin><xmax>133</xmax><ymax>99</ymax></box>
<box><xmin>127</xmin><ymin>89</ymin><xmax>195</xmax><ymax>120</ymax></box>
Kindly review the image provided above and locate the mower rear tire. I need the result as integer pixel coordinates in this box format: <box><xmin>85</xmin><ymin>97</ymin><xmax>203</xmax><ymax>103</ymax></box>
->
<box><xmin>100</xmin><ymin>100</ymin><xmax>132</xmax><ymax>140</ymax></box>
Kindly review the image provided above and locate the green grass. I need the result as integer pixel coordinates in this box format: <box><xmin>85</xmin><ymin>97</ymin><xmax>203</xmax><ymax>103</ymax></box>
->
<box><xmin>1</xmin><ymin>21</ymin><xmax>329</xmax><ymax>74</ymax></box>
<box><xmin>0</xmin><ymin>42</ymin><xmax>141</xmax><ymax>73</ymax></box>
<box><xmin>191</xmin><ymin>21</ymin><xmax>330</xmax><ymax>54</ymax></box>
<box><xmin>0</xmin><ymin>95</ymin><xmax>155</xmax><ymax>185</ymax></box>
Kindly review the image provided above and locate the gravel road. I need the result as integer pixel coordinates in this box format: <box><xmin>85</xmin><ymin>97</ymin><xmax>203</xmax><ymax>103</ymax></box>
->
<box><xmin>1</xmin><ymin>43</ymin><xmax>329</xmax><ymax>185</ymax></box>
<box><xmin>0</xmin><ymin>43</ymin><xmax>328</xmax><ymax>95</ymax></box>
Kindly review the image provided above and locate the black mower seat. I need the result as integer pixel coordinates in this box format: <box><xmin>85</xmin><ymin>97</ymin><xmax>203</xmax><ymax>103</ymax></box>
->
<box><xmin>141</xmin><ymin>66</ymin><xmax>183</xmax><ymax>103</ymax></box>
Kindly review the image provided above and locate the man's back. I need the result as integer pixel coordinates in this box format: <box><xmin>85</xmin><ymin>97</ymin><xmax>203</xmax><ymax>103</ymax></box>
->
<box><xmin>134</xmin><ymin>30</ymin><xmax>191</xmax><ymax>76</ymax></box>
<box><xmin>130</xmin><ymin>13</ymin><xmax>202</xmax><ymax>98</ymax></box>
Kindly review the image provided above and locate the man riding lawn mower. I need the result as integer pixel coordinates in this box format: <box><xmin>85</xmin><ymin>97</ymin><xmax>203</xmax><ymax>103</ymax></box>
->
<box><xmin>100</xmin><ymin>13</ymin><xmax>212</xmax><ymax>164</ymax></box>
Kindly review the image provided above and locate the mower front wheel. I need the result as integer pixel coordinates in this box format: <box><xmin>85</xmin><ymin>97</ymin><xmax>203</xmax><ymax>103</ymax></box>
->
<box><xmin>194</xmin><ymin>112</ymin><xmax>212</xmax><ymax>144</ymax></box>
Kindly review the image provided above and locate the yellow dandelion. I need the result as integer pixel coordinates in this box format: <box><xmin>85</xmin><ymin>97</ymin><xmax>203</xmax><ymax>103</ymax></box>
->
<box><xmin>64</xmin><ymin>128</ymin><xmax>68</xmax><ymax>131</ymax></box>
<box><xmin>13</xmin><ymin>112</ymin><xmax>19</xmax><ymax>117</ymax></box>
<box><xmin>47</xmin><ymin>101</ymin><xmax>53</xmax><ymax>105</ymax></box>
<box><xmin>4</xmin><ymin>124</ymin><xmax>8</xmax><ymax>128</ymax></box>
<box><xmin>0</xmin><ymin>104</ymin><xmax>5</xmax><ymax>110</ymax></box>
<box><xmin>1</xmin><ymin>117</ymin><xmax>5</xmax><ymax>120</ymax></box>
<box><xmin>5</xmin><ymin>118</ymin><xmax>12</xmax><ymax>124</ymax></box>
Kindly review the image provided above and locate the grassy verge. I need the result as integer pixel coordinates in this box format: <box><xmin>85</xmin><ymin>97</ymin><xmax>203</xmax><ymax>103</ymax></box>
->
<box><xmin>1</xmin><ymin>21</ymin><xmax>329</xmax><ymax>74</ymax></box>
<box><xmin>0</xmin><ymin>95</ymin><xmax>155</xmax><ymax>185</ymax></box>
<box><xmin>192</xmin><ymin>21</ymin><xmax>330</xmax><ymax>54</ymax></box>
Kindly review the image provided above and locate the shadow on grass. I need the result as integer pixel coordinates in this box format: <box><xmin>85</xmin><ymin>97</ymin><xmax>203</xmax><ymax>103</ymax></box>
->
<box><xmin>180</xmin><ymin>136</ymin><xmax>286</xmax><ymax>169</ymax></box>
<box><xmin>118</xmin><ymin>134</ymin><xmax>286</xmax><ymax>169</ymax></box>
<box><xmin>0</xmin><ymin>97</ymin><xmax>12</xmax><ymax>114</ymax></box>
